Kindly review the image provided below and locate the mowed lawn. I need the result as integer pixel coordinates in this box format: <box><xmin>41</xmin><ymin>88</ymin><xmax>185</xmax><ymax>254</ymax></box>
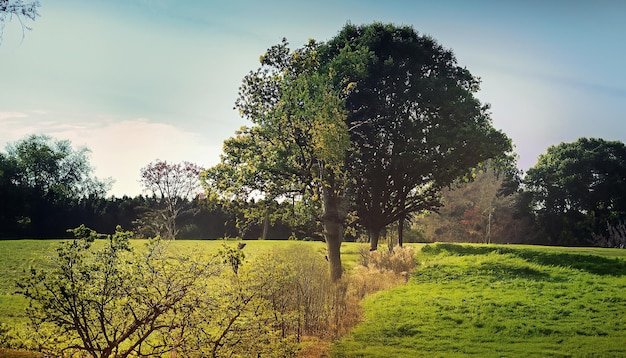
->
<box><xmin>331</xmin><ymin>243</ymin><xmax>626</xmax><ymax>357</ymax></box>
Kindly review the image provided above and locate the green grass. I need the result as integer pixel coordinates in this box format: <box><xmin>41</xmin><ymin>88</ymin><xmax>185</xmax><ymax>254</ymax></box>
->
<box><xmin>0</xmin><ymin>239</ymin><xmax>362</xmax><ymax>327</ymax></box>
<box><xmin>0</xmin><ymin>240</ymin><xmax>62</xmax><ymax>326</ymax></box>
<box><xmin>3</xmin><ymin>240</ymin><xmax>626</xmax><ymax>357</ymax></box>
<box><xmin>331</xmin><ymin>243</ymin><xmax>626</xmax><ymax>357</ymax></box>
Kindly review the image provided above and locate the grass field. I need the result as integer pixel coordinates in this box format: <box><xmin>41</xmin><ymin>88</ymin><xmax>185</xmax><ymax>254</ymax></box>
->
<box><xmin>0</xmin><ymin>239</ymin><xmax>363</xmax><ymax>327</ymax></box>
<box><xmin>1</xmin><ymin>240</ymin><xmax>625</xmax><ymax>357</ymax></box>
<box><xmin>331</xmin><ymin>243</ymin><xmax>626</xmax><ymax>357</ymax></box>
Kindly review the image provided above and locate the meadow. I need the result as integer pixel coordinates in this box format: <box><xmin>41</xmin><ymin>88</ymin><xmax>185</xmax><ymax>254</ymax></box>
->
<box><xmin>0</xmin><ymin>239</ymin><xmax>361</xmax><ymax>327</ymax></box>
<box><xmin>1</xmin><ymin>240</ymin><xmax>625</xmax><ymax>357</ymax></box>
<box><xmin>331</xmin><ymin>243</ymin><xmax>626</xmax><ymax>357</ymax></box>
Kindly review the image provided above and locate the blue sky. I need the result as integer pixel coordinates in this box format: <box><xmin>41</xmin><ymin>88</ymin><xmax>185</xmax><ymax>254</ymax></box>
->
<box><xmin>1</xmin><ymin>0</ymin><xmax>625</xmax><ymax>197</ymax></box>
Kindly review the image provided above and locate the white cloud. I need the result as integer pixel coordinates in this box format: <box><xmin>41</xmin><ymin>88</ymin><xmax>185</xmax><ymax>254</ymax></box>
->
<box><xmin>50</xmin><ymin>117</ymin><xmax>221</xmax><ymax>197</ymax></box>
<box><xmin>0</xmin><ymin>113</ymin><xmax>222</xmax><ymax>197</ymax></box>
<box><xmin>0</xmin><ymin>111</ymin><xmax>28</xmax><ymax>120</ymax></box>
<box><xmin>0</xmin><ymin>111</ymin><xmax>43</xmax><ymax>144</ymax></box>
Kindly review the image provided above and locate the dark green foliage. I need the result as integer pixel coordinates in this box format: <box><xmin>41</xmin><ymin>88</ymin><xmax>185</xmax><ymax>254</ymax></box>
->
<box><xmin>320</xmin><ymin>23</ymin><xmax>513</xmax><ymax>249</ymax></box>
<box><xmin>0</xmin><ymin>135</ymin><xmax>110</xmax><ymax>238</ymax></box>
<box><xmin>524</xmin><ymin>137</ymin><xmax>626</xmax><ymax>246</ymax></box>
<box><xmin>0</xmin><ymin>133</ymin><xmax>288</xmax><ymax>238</ymax></box>
<box><xmin>5</xmin><ymin>134</ymin><xmax>109</xmax><ymax>199</ymax></box>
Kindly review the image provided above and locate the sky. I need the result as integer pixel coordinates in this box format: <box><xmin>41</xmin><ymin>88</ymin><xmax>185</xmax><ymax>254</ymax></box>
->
<box><xmin>1</xmin><ymin>0</ymin><xmax>625</xmax><ymax>197</ymax></box>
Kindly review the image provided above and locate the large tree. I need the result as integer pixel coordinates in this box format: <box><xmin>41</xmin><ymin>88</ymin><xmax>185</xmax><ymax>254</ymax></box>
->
<box><xmin>524</xmin><ymin>137</ymin><xmax>626</xmax><ymax>245</ymax></box>
<box><xmin>204</xmin><ymin>39</ymin><xmax>353</xmax><ymax>281</ymax></box>
<box><xmin>320</xmin><ymin>23</ymin><xmax>513</xmax><ymax>250</ymax></box>
<box><xmin>6</xmin><ymin>134</ymin><xmax>110</xmax><ymax>199</ymax></box>
<box><xmin>207</xmin><ymin>23</ymin><xmax>514</xmax><ymax>277</ymax></box>
<box><xmin>0</xmin><ymin>134</ymin><xmax>111</xmax><ymax>237</ymax></box>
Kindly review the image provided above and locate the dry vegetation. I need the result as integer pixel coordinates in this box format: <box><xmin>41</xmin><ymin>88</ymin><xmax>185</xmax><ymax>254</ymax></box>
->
<box><xmin>299</xmin><ymin>245</ymin><xmax>417</xmax><ymax>357</ymax></box>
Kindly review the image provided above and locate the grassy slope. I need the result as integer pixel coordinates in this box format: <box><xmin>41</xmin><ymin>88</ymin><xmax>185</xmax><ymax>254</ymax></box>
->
<box><xmin>331</xmin><ymin>243</ymin><xmax>626</xmax><ymax>357</ymax></box>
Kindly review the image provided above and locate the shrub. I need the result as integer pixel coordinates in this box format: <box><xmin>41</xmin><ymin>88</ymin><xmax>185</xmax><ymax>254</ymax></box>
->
<box><xmin>16</xmin><ymin>226</ymin><xmax>221</xmax><ymax>357</ymax></box>
<box><xmin>10</xmin><ymin>232</ymin><xmax>415</xmax><ymax>357</ymax></box>
<box><xmin>0</xmin><ymin>323</ymin><xmax>9</xmax><ymax>348</ymax></box>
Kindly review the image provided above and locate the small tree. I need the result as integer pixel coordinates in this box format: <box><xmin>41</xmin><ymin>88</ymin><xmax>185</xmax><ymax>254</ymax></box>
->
<box><xmin>417</xmin><ymin>164</ymin><xmax>534</xmax><ymax>244</ymax></box>
<box><xmin>17</xmin><ymin>225</ymin><xmax>219</xmax><ymax>357</ymax></box>
<box><xmin>139</xmin><ymin>160</ymin><xmax>203</xmax><ymax>239</ymax></box>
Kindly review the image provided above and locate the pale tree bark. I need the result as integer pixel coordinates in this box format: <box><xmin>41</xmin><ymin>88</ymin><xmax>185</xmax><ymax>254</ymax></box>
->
<box><xmin>321</xmin><ymin>173</ymin><xmax>343</xmax><ymax>282</ymax></box>
<box><xmin>261</xmin><ymin>208</ymin><xmax>270</xmax><ymax>240</ymax></box>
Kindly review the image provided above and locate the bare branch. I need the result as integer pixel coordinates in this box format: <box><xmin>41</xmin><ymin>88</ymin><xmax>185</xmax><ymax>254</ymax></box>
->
<box><xmin>0</xmin><ymin>0</ymin><xmax>40</xmax><ymax>44</ymax></box>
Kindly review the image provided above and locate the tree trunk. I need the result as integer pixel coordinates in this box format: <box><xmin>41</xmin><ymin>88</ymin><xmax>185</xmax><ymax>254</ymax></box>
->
<box><xmin>261</xmin><ymin>207</ymin><xmax>270</xmax><ymax>240</ymax></box>
<box><xmin>325</xmin><ymin>219</ymin><xmax>342</xmax><ymax>282</ymax></box>
<box><xmin>369</xmin><ymin>228</ymin><xmax>381</xmax><ymax>251</ymax></box>
<box><xmin>398</xmin><ymin>216</ymin><xmax>405</xmax><ymax>247</ymax></box>
<box><xmin>321</xmin><ymin>178</ymin><xmax>343</xmax><ymax>282</ymax></box>
<box><xmin>163</xmin><ymin>210</ymin><xmax>177</xmax><ymax>240</ymax></box>
<box><xmin>486</xmin><ymin>209</ymin><xmax>492</xmax><ymax>244</ymax></box>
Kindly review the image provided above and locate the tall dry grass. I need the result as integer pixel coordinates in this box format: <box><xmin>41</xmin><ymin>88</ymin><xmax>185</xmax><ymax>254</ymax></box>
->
<box><xmin>298</xmin><ymin>245</ymin><xmax>417</xmax><ymax>357</ymax></box>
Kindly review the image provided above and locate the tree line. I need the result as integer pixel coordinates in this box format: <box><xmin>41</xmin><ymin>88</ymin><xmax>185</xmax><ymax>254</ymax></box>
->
<box><xmin>0</xmin><ymin>135</ymin><xmax>301</xmax><ymax>239</ymax></box>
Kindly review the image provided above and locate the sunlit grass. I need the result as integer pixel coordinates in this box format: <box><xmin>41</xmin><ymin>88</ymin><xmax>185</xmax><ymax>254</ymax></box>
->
<box><xmin>3</xmin><ymin>240</ymin><xmax>626</xmax><ymax>357</ymax></box>
<box><xmin>332</xmin><ymin>243</ymin><xmax>626</xmax><ymax>357</ymax></box>
<box><xmin>0</xmin><ymin>239</ymin><xmax>363</xmax><ymax>327</ymax></box>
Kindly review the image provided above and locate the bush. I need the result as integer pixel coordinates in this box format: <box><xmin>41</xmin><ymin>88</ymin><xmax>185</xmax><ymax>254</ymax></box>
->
<box><xmin>15</xmin><ymin>226</ymin><xmax>221</xmax><ymax>357</ymax></box>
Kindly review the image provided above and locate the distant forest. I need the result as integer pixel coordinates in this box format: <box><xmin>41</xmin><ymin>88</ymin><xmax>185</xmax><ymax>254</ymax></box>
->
<box><xmin>0</xmin><ymin>194</ymin><xmax>294</xmax><ymax>240</ymax></box>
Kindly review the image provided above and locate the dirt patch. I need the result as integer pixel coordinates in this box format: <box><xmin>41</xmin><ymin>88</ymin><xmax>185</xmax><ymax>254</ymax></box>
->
<box><xmin>0</xmin><ymin>349</ymin><xmax>43</xmax><ymax>358</ymax></box>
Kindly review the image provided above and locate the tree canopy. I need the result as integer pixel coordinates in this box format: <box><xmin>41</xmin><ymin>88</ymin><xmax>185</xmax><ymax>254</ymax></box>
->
<box><xmin>524</xmin><ymin>137</ymin><xmax>626</xmax><ymax>245</ymax></box>
<box><xmin>204</xmin><ymin>38</ymin><xmax>351</xmax><ymax>280</ymax></box>
<box><xmin>322</xmin><ymin>23</ymin><xmax>513</xmax><ymax>249</ymax></box>
<box><xmin>5</xmin><ymin>134</ymin><xmax>110</xmax><ymax>199</ymax></box>
<box><xmin>0</xmin><ymin>134</ymin><xmax>111</xmax><ymax>237</ymax></box>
